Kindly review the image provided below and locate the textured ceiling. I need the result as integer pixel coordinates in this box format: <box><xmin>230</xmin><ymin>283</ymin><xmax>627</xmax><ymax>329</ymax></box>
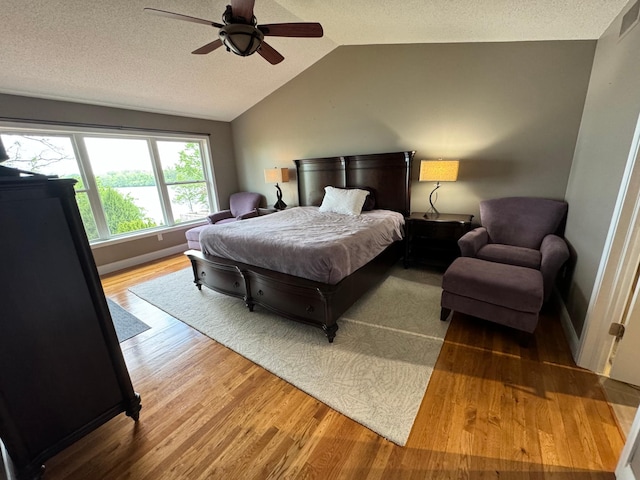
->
<box><xmin>0</xmin><ymin>0</ymin><xmax>629</xmax><ymax>122</ymax></box>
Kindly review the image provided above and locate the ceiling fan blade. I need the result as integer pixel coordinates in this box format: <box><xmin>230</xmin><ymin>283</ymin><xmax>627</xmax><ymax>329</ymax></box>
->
<box><xmin>144</xmin><ymin>8</ymin><xmax>223</xmax><ymax>28</ymax></box>
<box><xmin>192</xmin><ymin>39</ymin><xmax>223</xmax><ymax>55</ymax></box>
<box><xmin>258</xmin><ymin>41</ymin><xmax>284</xmax><ymax>65</ymax></box>
<box><xmin>258</xmin><ymin>23</ymin><xmax>323</xmax><ymax>38</ymax></box>
<box><xmin>230</xmin><ymin>0</ymin><xmax>255</xmax><ymax>23</ymax></box>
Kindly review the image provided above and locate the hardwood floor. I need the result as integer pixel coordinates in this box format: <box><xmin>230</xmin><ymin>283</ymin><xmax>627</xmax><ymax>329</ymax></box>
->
<box><xmin>43</xmin><ymin>254</ymin><xmax>625</xmax><ymax>479</ymax></box>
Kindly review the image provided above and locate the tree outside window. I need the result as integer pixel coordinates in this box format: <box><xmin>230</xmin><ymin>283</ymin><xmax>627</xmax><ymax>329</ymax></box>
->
<box><xmin>158</xmin><ymin>141</ymin><xmax>210</xmax><ymax>223</ymax></box>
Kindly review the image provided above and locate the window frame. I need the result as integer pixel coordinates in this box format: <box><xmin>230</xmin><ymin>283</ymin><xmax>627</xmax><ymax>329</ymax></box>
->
<box><xmin>0</xmin><ymin>122</ymin><xmax>218</xmax><ymax>245</ymax></box>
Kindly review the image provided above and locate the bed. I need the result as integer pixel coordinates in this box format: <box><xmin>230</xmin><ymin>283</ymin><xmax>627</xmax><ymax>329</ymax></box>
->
<box><xmin>185</xmin><ymin>150</ymin><xmax>414</xmax><ymax>342</ymax></box>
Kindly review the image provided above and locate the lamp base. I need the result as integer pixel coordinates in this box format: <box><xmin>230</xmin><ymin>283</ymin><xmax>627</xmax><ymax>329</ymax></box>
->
<box><xmin>423</xmin><ymin>210</ymin><xmax>440</xmax><ymax>219</ymax></box>
<box><xmin>424</xmin><ymin>182</ymin><xmax>441</xmax><ymax>218</ymax></box>
<box><xmin>274</xmin><ymin>183</ymin><xmax>287</xmax><ymax>210</ymax></box>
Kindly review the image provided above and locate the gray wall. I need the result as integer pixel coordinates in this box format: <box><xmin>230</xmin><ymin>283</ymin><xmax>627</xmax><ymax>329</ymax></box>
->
<box><xmin>232</xmin><ymin>41</ymin><xmax>595</xmax><ymax>220</ymax></box>
<box><xmin>563</xmin><ymin>2</ymin><xmax>640</xmax><ymax>336</ymax></box>
<box><xmin>0</xmin><ymin>93</ymin><xmax>237</xmax><ymax>267</ymax></box>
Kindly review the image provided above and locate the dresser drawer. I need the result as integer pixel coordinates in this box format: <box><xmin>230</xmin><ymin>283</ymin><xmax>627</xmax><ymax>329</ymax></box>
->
<box><xmin>197</xmin><ymin>262</ymin><xmax>247</xmax><ymax>299</ymax></box>
<box><xmin>248</xmin><ymin>273</ymin><xmax>327</xmax><ymax>326</ymax></box>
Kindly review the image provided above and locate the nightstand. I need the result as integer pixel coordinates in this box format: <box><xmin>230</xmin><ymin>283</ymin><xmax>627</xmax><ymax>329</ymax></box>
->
<box><xmin>404</xmin><ymin>212</ymin><xmax>475</xmax><ymax>269</ymax></box>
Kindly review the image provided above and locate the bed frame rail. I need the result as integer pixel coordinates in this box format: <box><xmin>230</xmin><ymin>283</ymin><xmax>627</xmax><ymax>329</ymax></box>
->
<box><xmin>186</xmin><ymin>243</ymin><xmax>401</xmax><ymax>342</ymax></box>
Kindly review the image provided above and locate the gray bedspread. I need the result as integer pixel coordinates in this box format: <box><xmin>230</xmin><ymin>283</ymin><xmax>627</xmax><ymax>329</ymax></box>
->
<box><xmin>198</xmin><ymin>206</ymin><xmax>405</xmax><ymax>284</ymax></box>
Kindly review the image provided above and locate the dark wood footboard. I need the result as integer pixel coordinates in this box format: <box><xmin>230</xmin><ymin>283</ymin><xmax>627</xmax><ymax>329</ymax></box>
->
<box><xmin>185</xmin><ymin>242</ymin><xmax>401</xmax><ymax>342</ymax></box>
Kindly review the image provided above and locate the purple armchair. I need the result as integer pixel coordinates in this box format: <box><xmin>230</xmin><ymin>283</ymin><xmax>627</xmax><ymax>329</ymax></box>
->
<box><xmin>185</xmin><ymin>192</ymin><xmax>266</xmax><ymax>250</ymax></box>
<box><xmin>457</xmin><ymin>197</ymin><xmax>569</xmax><ymax>301</ymax></box>
<box><xmin>207</xmin><ymin>191</ymin><xmax>262</xmax><ymax>225</ymax></box>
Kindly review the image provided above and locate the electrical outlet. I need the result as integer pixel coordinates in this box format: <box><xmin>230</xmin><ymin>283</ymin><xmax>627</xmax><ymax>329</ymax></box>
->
<box><xmin>157</xmin><ymin>233</ymin><xmax>163</xmax><ymax>241</ymax></box>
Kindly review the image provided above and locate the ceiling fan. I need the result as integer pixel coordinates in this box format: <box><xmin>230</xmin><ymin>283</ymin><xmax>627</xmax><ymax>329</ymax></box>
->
<box><xmin>144</xmin><ymin>0</ymin><xmax>323</xmax><ymax>65</ymax></box>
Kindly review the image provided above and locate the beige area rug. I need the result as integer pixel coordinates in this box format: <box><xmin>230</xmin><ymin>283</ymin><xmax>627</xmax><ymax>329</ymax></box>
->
<box><xmin>129</xmin><ymin>264</ymin><xmax>448</xmax><ymax>446</ymax></box>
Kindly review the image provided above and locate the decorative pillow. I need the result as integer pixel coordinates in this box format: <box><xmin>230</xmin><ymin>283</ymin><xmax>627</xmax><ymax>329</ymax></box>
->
<box><xmin>350</xmin><ymin>186</ymin><xmax>376</xmax><ymax>211</ymax></box>
<box><xmin>318</xmin><ymin>186</ymin><xmax>370</xmax><ymax>215</ymax></box>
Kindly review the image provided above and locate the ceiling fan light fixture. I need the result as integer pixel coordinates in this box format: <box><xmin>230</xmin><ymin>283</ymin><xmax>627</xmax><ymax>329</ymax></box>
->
<box><xmin>145</xmin><ymin>1</ymin><xmax>323</xmax><ymax>64</ymax></box>
<box><xmin>219</xmin><ymin>23</ymin><xmax>264</xmax><ymax>56</ymax></box>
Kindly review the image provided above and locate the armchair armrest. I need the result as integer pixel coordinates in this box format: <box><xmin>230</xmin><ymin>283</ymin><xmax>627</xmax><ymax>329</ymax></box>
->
<box><xmin>237</xmin><ymin>209</ymin><xmax>259</xmax><ymax>220</ymax></box>
<box><xmin>458</xmin><ymin>227</ymin><xmax>488</xmax><ymax>257</ymax></box>
<box><xmin>207</xmin><ymin>210</ymin><xmax>232</xmax><ymax>224</ymax></box>
<box><xmin>540</xmin><ymin>234</ymin><xmax>570</xmax><ymax>301</ymax></box>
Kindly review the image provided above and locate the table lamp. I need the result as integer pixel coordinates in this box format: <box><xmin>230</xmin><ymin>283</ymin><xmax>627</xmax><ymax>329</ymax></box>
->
<box><xmin>264</xmin><ymin>167</ymin><xmax>290</xmax><ymax>210</ymax></box>
<box><xmin>419</xmin><ymin>159</ymin><xmax>459</xmax><ymax>218</ymax></box>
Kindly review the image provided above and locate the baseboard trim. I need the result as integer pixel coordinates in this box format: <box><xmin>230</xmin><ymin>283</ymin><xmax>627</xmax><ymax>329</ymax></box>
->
<box><xmin>97</xmin><ymin>244</ymin><xmax>188</xmax><ymax>276</ymax></box>
<box><xmin>556</xmin><ymin>291</ymin><xmax>581</xmax><ymax>362</ymax></box>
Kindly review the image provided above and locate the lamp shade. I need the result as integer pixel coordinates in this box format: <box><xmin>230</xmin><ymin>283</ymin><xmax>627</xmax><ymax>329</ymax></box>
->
<box><xmin>264</xmin><ymin>167</ymin><xmax>290</xmax><ymax>184</ymax></box>
<box><xmin>419</xmin><ymin>160</ymin><xmax>459</xmax><ymax>182</ymax></box>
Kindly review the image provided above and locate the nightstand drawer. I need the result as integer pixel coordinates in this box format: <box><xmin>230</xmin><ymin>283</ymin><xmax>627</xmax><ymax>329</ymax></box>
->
<box><xmin>404</xmin><ymin>213</ymin><xmax>474</xmax><ymax>269</ymax></box>
<box><xmin>411</xmin><ymin>221</ymin><xmax>468</xmax><ymax>240</ymax></box>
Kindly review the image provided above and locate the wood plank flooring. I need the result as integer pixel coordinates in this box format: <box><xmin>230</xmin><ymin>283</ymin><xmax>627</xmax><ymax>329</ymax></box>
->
<box><xmin>42</xmin><ymin>254</ymin><xmax>625</xmax><ymax>479</ymax></box>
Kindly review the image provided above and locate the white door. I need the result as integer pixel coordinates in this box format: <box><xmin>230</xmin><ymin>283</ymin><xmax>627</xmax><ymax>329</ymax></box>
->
<box><xmin>617</xmin><ymin>406</ymin><xmax>640</xmax><ymax>479</ymax></box>
<box><xmin>609</xmin><ymin>267</ymin><xmax>640</xmax><ymax>386</ymax></box>
<box><xmin>577</xmin><ymin>112</ymin><xmax>640</xmax><ymax>381</ymax></box>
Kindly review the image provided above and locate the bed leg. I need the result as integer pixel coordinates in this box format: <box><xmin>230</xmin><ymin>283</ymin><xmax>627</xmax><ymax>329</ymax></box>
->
<box><xmin>323</xmin><ymin>323</ymin><xmax>338</xmax><ymax>343</ymax></box>
<box><xmin>245</xmin><ymin>296</ymin><xmax>254</xmax><ymax>312</ymax></box>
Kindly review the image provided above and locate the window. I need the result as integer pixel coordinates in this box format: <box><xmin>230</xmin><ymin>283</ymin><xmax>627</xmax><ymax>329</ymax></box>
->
<box><xmin>156</xmin><ymin>140</ymin><xmax>210</xmax><ymax>224</ymax></box>
<box><xmin>0</xmin><ymin>126</ymin><xmax>215</xmax><ymax>243</ymax></box>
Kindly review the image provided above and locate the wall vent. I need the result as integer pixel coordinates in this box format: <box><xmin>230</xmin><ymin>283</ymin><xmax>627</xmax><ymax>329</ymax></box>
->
<box><xmin>619</xmin><ymin>0</ymin><xmax>640</xmax><ymax>39</ymax></box>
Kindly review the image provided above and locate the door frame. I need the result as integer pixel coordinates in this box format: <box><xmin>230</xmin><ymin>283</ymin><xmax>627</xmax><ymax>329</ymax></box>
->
<box><xmin>617</xmin><ymin>404</ymin><xmax>640</xmax><ymax>479</ymax></box>
<box><xmin>577</xmin><ymin>112</ymin><xmax>640</xmax><ymax>374</ymax></box>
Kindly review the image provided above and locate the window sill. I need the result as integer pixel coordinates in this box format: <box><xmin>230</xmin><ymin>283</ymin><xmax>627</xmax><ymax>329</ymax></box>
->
<box><xmin>90</xmin><ymin>220</ymin><xmax>208</xmax><ymax>249</ymax></box>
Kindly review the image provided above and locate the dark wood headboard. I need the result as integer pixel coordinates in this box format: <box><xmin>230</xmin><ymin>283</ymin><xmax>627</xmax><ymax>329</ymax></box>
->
<box><xmin>294</xmin><ymin>151</ymin><xmax>414</xmax><ymax>215</ymax></box>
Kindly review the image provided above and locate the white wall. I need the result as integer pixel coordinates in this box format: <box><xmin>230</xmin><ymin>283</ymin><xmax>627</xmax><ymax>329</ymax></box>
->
<box><xmin>563</xmin><ymin>0</ymin><xmax>640</xmax><ymax>337</ymax></box>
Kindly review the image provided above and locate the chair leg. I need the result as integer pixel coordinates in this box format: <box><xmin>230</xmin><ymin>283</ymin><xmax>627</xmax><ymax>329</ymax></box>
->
<box><xmin>518</xmin><ymin>330</ymin><xmax>534</xmax><ymax>348</ymax></box>
<box><xmin>440</xmin><ymin>307</ymin><xmax>451</xmax><ymax>322</ymax></box>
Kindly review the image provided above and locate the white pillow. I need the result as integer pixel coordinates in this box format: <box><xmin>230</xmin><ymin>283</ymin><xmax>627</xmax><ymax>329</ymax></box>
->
<box><xmin>318</xmin><ymin>186</ymin><xmax>370</xmax><ymax>215</ymax></box>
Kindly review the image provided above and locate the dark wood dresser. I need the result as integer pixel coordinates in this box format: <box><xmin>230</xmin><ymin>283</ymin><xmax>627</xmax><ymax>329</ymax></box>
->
<box><xmin>0</xmin><ymin>174</ymin><xmax>141</xmax><ymax>479</ymax></box>
<box><xmin>404</xmin><ymin>212</ymin><xmax>475</xmax><ymax>269</ymax></box>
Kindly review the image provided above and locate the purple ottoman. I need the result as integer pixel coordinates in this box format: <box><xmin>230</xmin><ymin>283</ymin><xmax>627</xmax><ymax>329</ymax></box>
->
<box><xmin>185</xmin><ymin>224</ymin><xmax>209</xmax><ymax>250</ymax></box>
<box><xmin>440</xmin><ymin>257</ymin><xmax>544</xmax><ymax>334</ymax></box>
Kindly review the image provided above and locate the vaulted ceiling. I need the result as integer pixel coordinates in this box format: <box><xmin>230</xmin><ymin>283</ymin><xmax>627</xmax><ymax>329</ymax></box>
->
<box><xmin>1</xmin><ymin>0</ymin><xmax>628</xmax><ymax>122</ymax></box>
